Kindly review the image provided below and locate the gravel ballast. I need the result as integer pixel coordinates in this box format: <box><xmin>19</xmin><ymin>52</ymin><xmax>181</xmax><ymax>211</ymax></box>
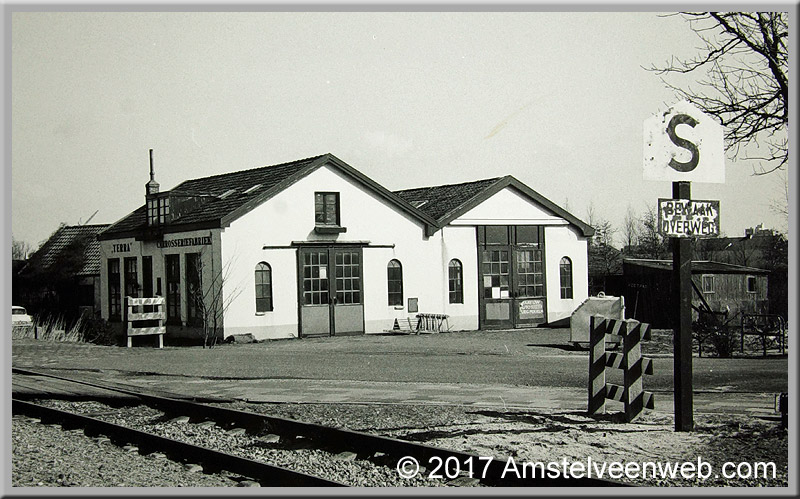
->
<box><xmin>12</xmin><ymin>399</ymin><xmax>788</xmax><ymax>488</ymax></box>
<box><xmin>12</xmin><ymin>415</ymin><xmax>238</xmax><ymax>487</ymax></box>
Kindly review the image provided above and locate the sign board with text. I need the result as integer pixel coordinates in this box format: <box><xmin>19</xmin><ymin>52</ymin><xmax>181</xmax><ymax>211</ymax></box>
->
<box><xmin>643</xmin><ymin>100</ymin><xmax>725</xmax><ymax>183</ymax></box>
<box><xmin>658</xmin><ymin>198</ymin><xmax>720</xmax><ymax>238</ymax></box>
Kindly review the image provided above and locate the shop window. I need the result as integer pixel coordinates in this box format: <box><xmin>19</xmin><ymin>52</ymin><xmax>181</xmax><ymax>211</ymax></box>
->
<box><xmin>448</xmin><ymin>259</ymin><xmax>463</xmax><ymax>304</ymax></box>
<box><xmin>186</xmin><ymin>253</ymin><xmax>202</xmax><ymax>325</ymax></box>
<box><xmin>255</xmin><ymin>262</ymin><xmax>273</xmax><ymax>313</ymax></box>
<box><xmin>702</xmin><ymin>275</ymin><xmax>714</xmax><ymax>294</ymax></box>
<box><xmin>560</xmin><ymin>257</ymin><xmax>573</xmax><ymax>299</ymax></box>
<box><xmin>165</xmin><ymin>254</ymin><xmax>181</xmax><ymax>324</ymax></box>
<box><xmin>124</xmin><ymin>257</ymin><xmax>139</xmax><ymax>298</ymax></box>
<box><xmin>107</xmin><ymin>259</ymin><xmax>121</xmax><ymax>321</ymax></box>
<box><xmin>746</xmin><ymin>275</ymin><xmax>757</xmax><ymax>294</ymax></box>
<box><xmin>315</xmin><ymin>192</ymin><xmax>340</xmax><ymax>225</ymax></box>
<box><xmin>387</xmin><ymin>259</ymin><xmax>403</xmax><ymax>306</ymax></box>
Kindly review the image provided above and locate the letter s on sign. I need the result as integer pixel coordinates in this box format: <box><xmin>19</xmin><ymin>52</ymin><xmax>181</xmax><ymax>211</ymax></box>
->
<box><xmin>666</xmin><ymin>114</ymin><xmax>700</xmax><ymax>172</ymax></box>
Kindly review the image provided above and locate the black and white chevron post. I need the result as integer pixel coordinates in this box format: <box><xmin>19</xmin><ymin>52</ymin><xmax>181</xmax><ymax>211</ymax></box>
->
<box><xmin>588</xmin><ymin>316</ymin><xmax>654</xmax><ymax>422</ymax></box>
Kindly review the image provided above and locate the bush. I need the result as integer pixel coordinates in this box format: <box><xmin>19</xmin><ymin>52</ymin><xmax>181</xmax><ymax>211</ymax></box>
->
<box><xmin>80</xmin><ymin>317</ymin><xmax>115</xmax><ymax>345</ymax></box>
<box><xmin>693</xmin><ymin>315</ymin><xmax>737</xmax><ymax>358</ymax></box>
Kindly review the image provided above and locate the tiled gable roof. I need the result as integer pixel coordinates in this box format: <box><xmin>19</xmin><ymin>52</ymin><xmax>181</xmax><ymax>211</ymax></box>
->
<box><xmin>101</xmin><ymin>154</ymin><xmax>324</xmax><ymax>237</ymax></box>
<box><xmin>393</xmin><ymin>177</ymin><xmax>502</xmax><ymax>221</ymax></box>
<box><xmin>394</xmin><ymin>175</ymin><xmax>594</xmax><ymax>237</ymax></box>
<box><xmin>23</xmin><ymin>224</ymin><xmax>109</xmax><ymax>276</ymax></box>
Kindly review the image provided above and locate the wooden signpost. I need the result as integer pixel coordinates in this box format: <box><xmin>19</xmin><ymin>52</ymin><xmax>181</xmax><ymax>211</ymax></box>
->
<box><xmin>644</xmin><ymin>100</ymin><xmax>724</xmax><ymax>432</ymax></box>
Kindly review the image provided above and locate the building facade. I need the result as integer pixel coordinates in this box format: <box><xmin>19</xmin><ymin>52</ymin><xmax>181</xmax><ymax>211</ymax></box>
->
<box><xmin>17</xmin><ymin>223</ymin><xmax>109</xmax><ymax>321</ymax></box>
<box><xmin>623</xmin><ymin>258</ymin><xmax>769</xmax><ymax>328</ymax></box>
<box><xmin>98</xmin><ymin>153</ymin><xmax>593</xmax><ymax>342</ymax></box>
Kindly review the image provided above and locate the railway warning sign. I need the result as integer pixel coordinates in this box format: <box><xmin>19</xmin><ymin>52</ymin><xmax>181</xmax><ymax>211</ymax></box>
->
<box><xmin>658</xmin><ymin>198</ymin><xmax>720</xmax><ymax>238</ymax></box>
<box><xmin>643</xmin><ymin>100</ymin><xmax>725</xmax><ymax>183</ymax></box>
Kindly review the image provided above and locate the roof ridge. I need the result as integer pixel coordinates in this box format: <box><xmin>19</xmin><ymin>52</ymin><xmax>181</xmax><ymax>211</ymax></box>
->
<box><xmin>62</xmin><ymin>223</ymin><xmax>111</xmax><ymax>229</ymax></box>
<box><xmin>172</xmin><ymin>153</ymin><xmax>327</xmax><ymax>190</ymax></box>
<box><xmin>393</xmin><ymin>176</ymin><xmax>503</xmax><ymax>193</ymax></box>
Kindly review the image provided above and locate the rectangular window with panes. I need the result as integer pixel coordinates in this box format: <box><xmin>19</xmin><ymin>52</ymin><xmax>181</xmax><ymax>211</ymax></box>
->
<box><xmin>108</xmin><ymin>259</ymin><xmax>121</xmax><ymax>321</ymax></box>
<box><xmin>314</xmin><ymin>192</ymin><xmax>339</xmax><ymax>226</ymax></box>
<box><xmin>702</xmin><ymin>275</ymin><xmax>714</xmax><ymax>294</ymax></box>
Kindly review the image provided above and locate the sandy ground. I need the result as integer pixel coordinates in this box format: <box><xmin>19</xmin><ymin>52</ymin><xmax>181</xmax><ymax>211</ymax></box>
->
<box><xmin>233</xmin><ymin>402</ymin><xmax>788</xmax><ymax>487</ymax></box>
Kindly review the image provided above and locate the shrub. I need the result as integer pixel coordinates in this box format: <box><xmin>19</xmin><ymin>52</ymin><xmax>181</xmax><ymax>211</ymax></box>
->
<box><xmin>80</xmin><ymin>317</ymin><xmax>115</xmax><ymax>345</ymax></box>
<box><xmin>693</xmin><ymin>315</ymin><xmax>737</xmax><ymax>358</ymax></box>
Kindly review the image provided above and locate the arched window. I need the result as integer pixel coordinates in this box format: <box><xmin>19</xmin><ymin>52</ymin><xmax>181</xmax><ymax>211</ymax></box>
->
<box><xmin>448</xmin><ymin>259</ymin><xmax>463</xmax><ymax>304</ymax></box>
<box><xmin>255</xmin><ymin>262</ymin><xmax>273</xmax><ymax>312</ymax></box>
<box><xmin>387</xmin><ymin>259</ymin><xmax>403</xmax><ymax>306</ymax></box>
<box><xmin>559</xmin><ymin>257</ymin><xmax>573</xmax><ymax>299</ymax></box>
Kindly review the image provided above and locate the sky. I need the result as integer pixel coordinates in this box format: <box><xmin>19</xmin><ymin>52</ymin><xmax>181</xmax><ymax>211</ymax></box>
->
<box><xmin>10</xmin><ymin>11</ymin><xmax>790</xmax><ymax>249</ymax></box>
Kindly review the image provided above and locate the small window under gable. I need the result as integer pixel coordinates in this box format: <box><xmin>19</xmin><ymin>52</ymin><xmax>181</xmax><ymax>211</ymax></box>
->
<box><xmin>314</xmin><ymin>192</ymin><xmax>346</xmax><ymax>234</ymax></box>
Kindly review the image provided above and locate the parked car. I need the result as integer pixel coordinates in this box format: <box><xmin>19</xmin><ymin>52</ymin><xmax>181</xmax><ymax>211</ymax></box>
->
<box><xmin>11</xmin><ymin>306</ymin><xmax>34</xmax><ymax>329</ymax></box>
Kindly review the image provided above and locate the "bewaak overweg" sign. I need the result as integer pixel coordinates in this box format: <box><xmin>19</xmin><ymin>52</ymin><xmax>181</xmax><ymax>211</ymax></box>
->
<box><xmin>657</xmin><ymin>199</ymin><xmax>720</xmax><ymax>238</ymax></box>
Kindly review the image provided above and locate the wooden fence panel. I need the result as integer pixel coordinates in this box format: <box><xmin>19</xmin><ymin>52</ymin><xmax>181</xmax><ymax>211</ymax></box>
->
<box><xmin>126</xmin><ymin>296</ymin><xmax>166</xmax><ymax>348</ymax></box>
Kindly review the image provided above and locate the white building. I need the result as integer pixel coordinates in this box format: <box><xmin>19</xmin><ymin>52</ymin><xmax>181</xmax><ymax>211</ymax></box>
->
<box><xmin>98</xmin><ymin>153</ymin><xmax>594</xmax><ymax>342</ymax></box>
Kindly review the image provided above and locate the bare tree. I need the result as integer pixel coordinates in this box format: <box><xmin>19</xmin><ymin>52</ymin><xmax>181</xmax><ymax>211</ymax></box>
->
<box><xmin>12</xmin><ymin>236</ymin><xmax>32</xmax><ymax>260</ymax></box>
<box><xmin>186</xmin><ymin>250</ymin><xmax>243</xmax><ymax>348</ymax></box>
<box><xmin>589</xmin><ymin>218</ymin><xmax>621</xmax><ymax>273</ymax></box>
<box><xmin>636</xmin><ymin>205</ymin><xmax>670</xmax><ymax>259</ymax></box>
<box><xmin>769</xmin><ymin>170</ymin><xmax>789</xmax><ymax>234</ymax></box>
<box><xmin>649</xmin><ymin>12</ymin><xmax>788</xmax><ymax>174</ymax></box>
<box><xmin>621</xmin><ymin>205</ymin><xmax>639</xmax><ymax>255</ymax></box>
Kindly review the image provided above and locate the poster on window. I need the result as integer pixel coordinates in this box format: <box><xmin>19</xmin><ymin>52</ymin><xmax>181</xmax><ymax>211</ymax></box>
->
<box><xmin>518</xmin><ymin>299</ymin><xmax>545</xmax><ymax>319</ymax></box>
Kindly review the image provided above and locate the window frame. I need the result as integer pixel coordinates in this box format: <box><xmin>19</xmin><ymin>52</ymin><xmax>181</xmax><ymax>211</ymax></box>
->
<box><xmin>165</xmin><ymin>254</ymin><xmax>182</xmax><ymax>324</ymax></box>
<box><xmin>255</xmin><ymin>262</ymin><xmax>274</xmax><ymax>313</ymax></box>
<box><xmin>387</xmin><ymin>259</ymin><xmax>403</xmax><ymax>306</ymax></box>
<box><xmin>124</xmin><ymin>257</ymin><xmax>139</xmax><ymax>299</ymax></box>
<box><xmin>702</xmin><ymin>274</ymin><xmax>715</xmax><ymax>294</ymax></box>
<box><xmin>448</xmin><ymin>259</ymin><xmax>464</xmax><ymax>304</ymax></box>
<box><xmin>107</xmin><ymin>258</ymin><xmax>121</xmax><ymax>321</ymax></box>
<box><xmin>559</xmin><ymin>256</ymin><xmax>573</xmax><ymax>299</ymax></box>
<box><xmin>314</xmin><ymin>192</ymin><xmax>340</xmax><ymax>226</ymax></box>
<box><xmin>185</xmin><ymin>253</ymin><xmax>202</xmax><ymax>325</ymax></box>
<box><xmin>746</xmin><ymin>275</ymin><xmax>757</xmax><ymax>294</ymax></box>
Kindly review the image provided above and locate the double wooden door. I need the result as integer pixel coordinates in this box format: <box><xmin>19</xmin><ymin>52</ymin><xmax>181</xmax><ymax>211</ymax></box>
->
<box><xmin>297</xmin><ymin>246</ymin><xmax>364</xmax><ymax>337</ymax></box>
<box><xmin>478</xmin><ymin>226</ymin><xmax>547</xmax><ymax>329</ymax></box>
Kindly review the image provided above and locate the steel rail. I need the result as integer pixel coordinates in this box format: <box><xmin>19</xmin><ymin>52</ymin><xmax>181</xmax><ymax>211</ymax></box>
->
<box><xmin>12</xmin><ymin>367</ymin><xmax>627</xmax><ymax>487</ymax></box>
<box><xmin>12</xmin><ymin>398</ymin><xmax>346</xmax><ymax>487</ymax></box>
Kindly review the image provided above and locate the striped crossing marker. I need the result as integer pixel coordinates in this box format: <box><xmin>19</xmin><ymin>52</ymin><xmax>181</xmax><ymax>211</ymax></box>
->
<box><xmin>588</xmin><ymin>316</ymin><xmax>654</xmax><ymax>422</ymax></box>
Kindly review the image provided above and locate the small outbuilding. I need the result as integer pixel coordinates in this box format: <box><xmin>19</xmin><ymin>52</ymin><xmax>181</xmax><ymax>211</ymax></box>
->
<box><xmin>623</xmin><ymin>258</ymin><xmax>769</xmax><ymax>328</ymax></box>
<box><xmin>98</xmin><ymin>153</ymin><xmax>594</xmax><ymax>343</ymax></box>
<box><xmin>16</xmin><ymin>224</ymin><xmax>109</xmax><ymax>320</ymax></box>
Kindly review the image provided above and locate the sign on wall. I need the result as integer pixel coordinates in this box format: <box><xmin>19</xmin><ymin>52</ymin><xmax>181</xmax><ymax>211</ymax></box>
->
<box><xmin>518</xmin><ymin>299</ymin><xmax>545</xmax><ymax>320</ymax></box>
<box><xmin>156</xmin><ymin>235</ymin><xmax>212</xmax><ymax>248</ymax></box>
<box><xmin>643</xmin><ymin>100</ymin><xmax>725</xmax><ymax>183</ymax></box>
<box><xmin>657</xmin><ymin>198</ymin><xmax>720</xmax><ymax>238</ymax></box>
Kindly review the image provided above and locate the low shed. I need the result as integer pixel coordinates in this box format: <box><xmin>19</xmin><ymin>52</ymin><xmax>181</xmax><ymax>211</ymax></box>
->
<box><xmin>623</xmin><ymin>259</ymin><xmax>769</xmax><ymax>328</ymax></box>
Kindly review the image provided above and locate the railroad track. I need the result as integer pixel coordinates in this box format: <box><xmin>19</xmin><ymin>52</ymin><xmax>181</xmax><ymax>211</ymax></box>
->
<box><xmin>12</xmin><ymin>368</ymin><xmax>626</xmax><ymax>487</ymax></box>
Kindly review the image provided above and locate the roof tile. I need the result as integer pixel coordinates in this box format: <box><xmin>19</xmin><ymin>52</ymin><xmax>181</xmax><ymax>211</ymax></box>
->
<box><xmin>393</xmin><ymin>177</ymin><xmax>502</xmax><ymax>221</ymax></box>
<box><xmin>23</xmin><ymin>224</ymin><xmax>109</xmax><ymax>276</ymax></box>
<box><xmin>101</xmin><ymin>154</ymin><xmax>323</xmax><ymax>236</ymax></box>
